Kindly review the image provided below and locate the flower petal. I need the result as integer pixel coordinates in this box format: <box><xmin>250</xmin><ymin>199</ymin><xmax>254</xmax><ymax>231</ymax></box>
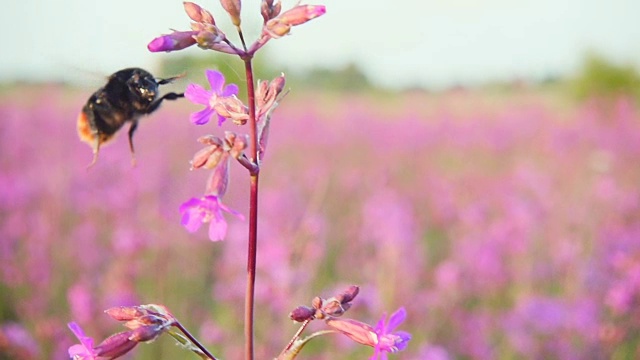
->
<box><xmin>185</xmin><ymin>83</ymin><xmax>212</xmax><ymax>105</ymax></box>
<box><xmin>206</xmin><ymin>70</ymin><xmax>225</xmax><ymax>93</ymax></box>
<box><xmin>217</xmin><ymin>114</ymin><xmax>227</xmax><ymax>126</ymax></box>
<box><xmin>181</xmin><ymin>210</ymin><xmax>204</xmax><ymax>233</ymax></box>
<box><xmin>374</xmin><ymin>312</ymin><xmax>387</xmax><ymax>333</ymax></box>
<box><xmin>219</xmin><ymin>202</ymin><xmax>245</xmax><ymax>220</ymax></box>
<box><xmin>190</xmin><ymin>107</ymin><xmax>215</xmax><ymax>125</ymax></box>
<box><xmin>386</xmin><ymin>308</ymin><xmax>407</xmax><ymax>332</ymax></box>
<box><xmin>393</xmin><ymin>331</ymin><xmax>411</xmax><ymax>351</ymax></box>
<box><xmin>208</xmin><ymin>210</ymin><xmax>228</xmax><ymax>241</ymax></box>
<box><xmin>179</xmin><ymin>198</ymin><xmax>206</xmax><ymax>232</ymax></box>
<box><xmin>222</xmin><ymin>83</ymin><xmax>239</xmax><ymax>97</ymax></box>
<box><xmin>67</xmin><ymin>322</ymin><xmax>96</xmax><ymax>359</ymax></box>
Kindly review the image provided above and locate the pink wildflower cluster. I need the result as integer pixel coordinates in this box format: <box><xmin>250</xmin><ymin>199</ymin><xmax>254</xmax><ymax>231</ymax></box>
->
<box><xmin>147</xmin><ymin>1</ymin><xmax>326</xmax><ymax>56</ymax></box>
<box><xmin>68</xmin><ymin>305</ymin><xmax>176</xmax><ymax>359</ymax></box>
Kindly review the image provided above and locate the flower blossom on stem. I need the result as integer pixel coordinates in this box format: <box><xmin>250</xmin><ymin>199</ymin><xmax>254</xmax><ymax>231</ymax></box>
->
<box><xmin>147</xmin><ymin>30</ymin><xmax>198</xmax><ymax>52</ymax></box>
<box><xmin>255</xmin><ymin>74</ymin><xmax>286</xmax><ymax>162</ymax></box>
<box><xmin>68</xmin><ymin>305</ymin><xmax>217</xmax><ymax>360</ymax></box>
<box><xmin>180</xmin><ymin>194</ymin><xmax>244</xmax><ymax>242</ymax></box>
<box><xmin>249</xmin><ymin>3</ymin><xmax>326</xmax><ymax>54</ymax></box>
<box><xmin>261</xmin><ymin>0</ymin><xmax>282</xmax><ymax>23</ymax></box>
<box><xmin>264</xmin><ymin>4</ymin><xmax>326</xmax><ymax>38</ymax></box>
<box><xmin>185</xmin><ymin>70</ymin><xmax>241</xmax><ymax>126</ymax></box>
<box><xmin>220</xmin><ymin>0</ymin><xmax>242</xmax><ymax>26</ymax></box>
<box><xmin>68</xmin><ymin>322</ymin><xmax>97</xmax><ymax>360</ymax></box>
<box><xmin>180</xmin><ymin>153</ymin><xmax>244</xmax><ymax>242</ymax></box>
<box><xmin>183</xmin><ymin>2</ymin><xmax>216</xmax><ymax>24</ymax></box>
<box><xmin>325</xmin><ymin>307</ymin><xmax>411</xmax><ymax>360</ymax></box>
<box><xmin>147</xmin><ymin>2</ymin><xmax>238</xmax><ymax>54</ymax></box>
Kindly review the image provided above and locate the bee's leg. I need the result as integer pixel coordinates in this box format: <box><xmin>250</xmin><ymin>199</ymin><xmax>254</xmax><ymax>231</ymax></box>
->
<box><xmin>128</xmin><ymin>120</ymin><xmax>139</xmax><ymax>167</ymax></box>
<box><xmin>86</xmin><ymin>132</ymin><xmax>101</xmax><ymax>169</ymax></box>
<box><xmin>146</xmin><ymin>92</ymin><xmax>185</xmax><ymax>113</ymax></box>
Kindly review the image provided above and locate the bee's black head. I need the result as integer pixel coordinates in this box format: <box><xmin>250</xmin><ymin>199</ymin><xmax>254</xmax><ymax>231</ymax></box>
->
<box><xmin>125</xmin><ymin>68</ymin><xmax>159</xmax><ymax>109</ymax></box>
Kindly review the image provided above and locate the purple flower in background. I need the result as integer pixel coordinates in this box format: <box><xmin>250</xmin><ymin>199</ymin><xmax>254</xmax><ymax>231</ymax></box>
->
<box><xmin>185</xmin><ymin>70</ymin><xmax>239</xmax><ymax>126</ymax></box>
<box><xmin>179</xmin><ymin>195</ymin><xmax>244</xmax><ymax>241</ymax></box>
<box><xmin>372</xmin><ymin>307</ymin><xmax>411</xmax><ymax>360</ymax></box>
<box><xmin>67</xmin><ymin>322</ymin><xmax>97</xmax><ymax>360</ymax></box>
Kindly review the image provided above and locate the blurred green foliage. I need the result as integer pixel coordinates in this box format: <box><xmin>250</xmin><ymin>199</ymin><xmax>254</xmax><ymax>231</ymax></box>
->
<box><xmin>157</xmin><ymin>53</ymin><xmax>376</xmax><ymax>95</ymax></box>
<box><xmin>573</xmin><ymin>53</ymin><xmax>640</xmax><ymax>101</ymax></box>
<box><xmin>157</xmin><ymin>52</ymin><xmax>280</xmax><ymax>98</ymax></box>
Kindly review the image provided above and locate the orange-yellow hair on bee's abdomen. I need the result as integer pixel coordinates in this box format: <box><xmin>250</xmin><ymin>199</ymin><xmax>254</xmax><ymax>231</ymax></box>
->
<box><xmin>76</xmin><ymin>111</ymin><xmax>94</xmax><ymax>146</ymax></box>
<box><xmin>77</xmin><ymin>110</ymin><xmax>115</xmax><ymax>147</ymax></box>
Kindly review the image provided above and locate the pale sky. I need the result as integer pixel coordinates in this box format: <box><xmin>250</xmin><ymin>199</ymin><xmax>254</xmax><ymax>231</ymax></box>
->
<box><xmin>2</xmin><ymin>0</ymin><xmax>639</xmax><ymax>89</ymax></box>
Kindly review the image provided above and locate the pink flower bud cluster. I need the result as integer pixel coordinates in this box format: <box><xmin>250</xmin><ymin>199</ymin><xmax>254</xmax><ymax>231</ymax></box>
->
<box><xmin>147</xmin><ymin>2</ymin><xmax>236</xmax><ymax>54</ymax></box>
<box><xmin>264</xmin><ymin>5</ymin><xmax>326</xmax><ymax>39</ymax></box>
<box><xmin>68</xmin><ymin>305</ymin><xmax>176</xmax><ymax>360</ymax></box>
<box><xmin>147</xmin><ymin>1</ymin><xmax>325</xmax><ymax>57</ymax></box>
<box><xmin>288</xmin><ymin>286</ymin><xmax>411</xmax><ymax>358</ymax></box>
<box><xmin>289</xmin><ymin>285</ymin><xmax>360</xmax><ymax>322</ymax></box>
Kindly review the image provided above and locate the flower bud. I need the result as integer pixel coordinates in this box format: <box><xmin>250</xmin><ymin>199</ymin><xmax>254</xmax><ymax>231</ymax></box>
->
<box><xmin>261</xmin><ymin>0</ymin><xmax>281</xmax><ymax>23</ymax></box>
<box><xmin>105</xmin><ymin>306</ymin><xmax>146</xmax><ymax>321</ymax></box>
<box><xmin>205</xmin><ymin>155</ymin><xmax>230</xmax><ymax>197</ymax></box>
<box><xmin>256</xmin><ymin>74</ymin><xmax>286</xmax><ymax>120</ymax></box>
<box><xmin>191</xmin><ymin>136</ymin><xmax>224</xmax><ymax>170</ymax></box>
<box><xmin>224</xmin><ymin>131</ymin><xmax>248</xmax><ymax>159</ymax></box>
<box><xmin>94</xmin><ymin>331</ymin><xmax>138</xmax><ymax>359</ymax></box>
<box><xmin>129</xmin><ymin>325</ymin><xmax>163</xmax><ymax>342</ymax></box>
<box><xmin>269</xmin><ymin>73</ymin><xmax>286</xmax><ymax>95</ymax></box>
<box><xmin>325</xmin><ymin>318</ymin><xmax>377</xmax><ymax>347</ymax></box>
<box><xmin>184</xmin><ymin>2</ymin><xmax>215</xmax><ymax>24</ymax></box>
<box><xmin>195</xmin><ymin>29</ymin><xmax>224</xmax><ymax>50</ymax></box>
<box><xmin>264</xmin><ymin>4</ymin><xmax>325</xmax><ymax>38</ymax></box>
<box><xmin>312</xmin><ymin>296</ymin><xmax>323</xmax><ymax>310</ymax></box>
<box><xmin>336</xmin><ymin>285</ymin><xmax>359</xmax><ymax>304</ymax></box>
<box><xmin>220</xmin><ymin>0</ymin><xmax>242</xmax><ymax>26</ymax></box>
<box><xmin>147</xmin><ymin>31</ymin><xmax>197</xmax><ymax>52</ymax></box>
<box><xmin>289</xmin><ymin>305</ymin><xmax>316</xmax><ymax>322</ymax></box>
<box><xmin>214</xmin><ymin>96</ymin><xmax>250</xmax><ymax>125</ymax></box>
<box><xmin>321</xmin><ymin>298</ymin><xmax>346</xmax><ymax>317</ymax></box>
<box><xmin>264</xmin><ymin>19</ymin><xmax>291</xmax><ymax>38</ymax></box>
<box><xmin>278</xmin><ymin>4</ymin><xmax>326</xmax><ymax>26</ymax></box>
<box><xmin>126</xmin><ymin>314</ymin><xmax>164</xmax><ymax>328</ymax></box>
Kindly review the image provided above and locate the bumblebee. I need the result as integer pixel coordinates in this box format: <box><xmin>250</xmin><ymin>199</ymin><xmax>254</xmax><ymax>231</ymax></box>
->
<box><xmin>77</xmin><ymin>67</ymin><xmax>184</xmax><ymax>166</ymax></box>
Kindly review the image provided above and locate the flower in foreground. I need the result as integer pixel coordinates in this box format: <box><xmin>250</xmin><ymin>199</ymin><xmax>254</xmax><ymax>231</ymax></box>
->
<box><xmin>372</xmin><ymin>308</ymin><xmax>411</xmax><ymax>359</ymax></box>
<box><xmin>180</xmin><ymin>195</ymin><xmax>244</xmax><ymax>241</ymax></box>
<box><xmin>147</xmin><ymin>30</ymin><xmax>198</xmax><ymax>52</ymax></box>
<box><xmin>68</xmin><ymin>322</ymin><xmax>97</xmax><ymax>360</ymax></box>
<box><xmin>325</xmin><ymin>307</ymin><xmax>411</xmax><ymax>359</ymax></box>
<box><xmin>184</xmin><ymin>70</ymin><xmax>239</xmax><ymax>126</ymax></box>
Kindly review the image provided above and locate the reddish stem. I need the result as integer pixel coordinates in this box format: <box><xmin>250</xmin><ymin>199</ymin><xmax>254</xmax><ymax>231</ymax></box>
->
<box><xmin>173</xmin><ymin>322</ymin><xmax>217</xmax><ymax>360</ymax></box>
<box><xmin>243</xmin><ymin>56</ymin><xmax>259</xmax><ymax>360</ymax></box>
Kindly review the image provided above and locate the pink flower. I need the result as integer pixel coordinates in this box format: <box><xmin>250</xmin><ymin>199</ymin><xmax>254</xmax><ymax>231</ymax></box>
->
<box><xmin>67</xmin><ymin>322</ymin><xmax>97</xmax><ymax>360</ymax></box>
<box><xmin>179</xmin><ymin>195</ymin><xmax>244</xmax><ymax>241</ymax></box>
<box><xmin>147</xmin><ymin>30</ymin><xmax>198</xmax><ymax>52</ymax></box>
<box><xmin>325</xmin><ymin>307</ymin><xmax>411</xmax><ymax>359</ymax></box>
<box><xmin>184</xmin><ymin>70</ymin><xmax>240</xmax><ymax>125</ymax></box>
<box><xmin>371</xmin><ymin>308</ymin><xmax>412</xmax><ymax>359</ymax></box>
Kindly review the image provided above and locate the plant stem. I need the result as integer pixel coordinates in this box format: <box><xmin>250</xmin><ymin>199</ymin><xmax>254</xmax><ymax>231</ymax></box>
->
<box><xmin>173</xmin><ymin>322</ymin><xmax>217</xmax><ymax>360</ymax></box>
<box><xmin>280</xmin><ymin>319</ymin><xmax>312</xmax><ymax>355</ymax></box>
<box><xmin>237</xmin><ymin>26</ymin><xmax>248</xmax><ymax>52</ymax></box>
<box><xmin>243</xmin><ymin>57</ymin><xmax>259</xmax><ymax>360</ymax></box>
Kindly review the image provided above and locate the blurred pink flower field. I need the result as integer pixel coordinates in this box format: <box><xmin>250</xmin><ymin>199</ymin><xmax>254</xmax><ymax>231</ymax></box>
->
<box><xmin>1</xmin><ymin>85</ymin><xmax>640</xmax><ymax>359</ymax></box>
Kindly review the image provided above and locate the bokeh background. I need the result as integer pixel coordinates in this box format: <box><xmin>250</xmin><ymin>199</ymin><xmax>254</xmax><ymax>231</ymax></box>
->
<box><xmin>2</xmin><ymin>0</ymin><xmax>640</xmax><ymax>359</ymax></box>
